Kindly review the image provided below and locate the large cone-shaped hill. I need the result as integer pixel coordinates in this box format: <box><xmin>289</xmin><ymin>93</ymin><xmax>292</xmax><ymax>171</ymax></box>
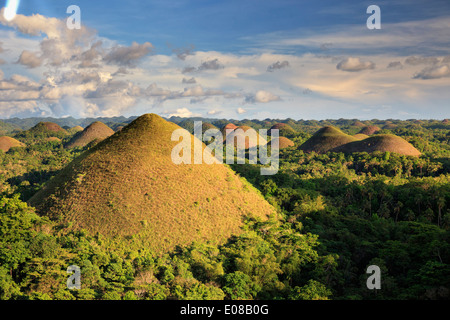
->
<box><xmin>65</xmin><ymin>121</ymin><xmax>114</xmax><ymax>148</ymax></box>
<box><xmin>268</xmin><ymin>136</ymin><xmax>295</xmax><ymax>149</ymax></box>
<box><xmin>358</xmin><ymin>125</ymin><xmax>381</xmax><ymax>135</ymax></box>
<box><xmin>269</xmin><ymin>123</ymin><xmax>296</xmax><ymax>136</ymax></box>
<box><xmin>331</xmin><ymin>134</ymin><xmax>421</xmax><ymax>157</ymax></box>
<box><xmin>225</xmin><ymin>125</ymin><xmax>268</xmax><ymax>149</ymax></box>
<box><xmin>299</xmin><ymin>126</ymin><xmax>357</xmax><ymax>154</ymax></box>
<box><xmin>29</xmin><ymin>122</ymin><xmax>68</xmax><ymax>136</ymax></box>
<box><xmin>0</xmin><ymin>136</ymin><xmax>25</xmax><ymax>152</ymax></box>
<box><xmin>220</xmin><ymin>123</ymin><xmax>238</xmax><ymax>141</ymax></box>
<box><xmin>29</xmin><ymin>114</ymin><xmax>275</xmax><ymax>253</ymax></box>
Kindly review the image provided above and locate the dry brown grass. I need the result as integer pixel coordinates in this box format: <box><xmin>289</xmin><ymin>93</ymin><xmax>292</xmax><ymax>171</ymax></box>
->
<box><xmin>269</xmin><ymin>136</ymin><xmax>294</xmax><ymax>149</ymax></box>
<box><xmin>225</xmin><ymin>125</ymin><xmax>268</xmax><ymax>149</ymax></box>
<box><xmin>65</xmin><ymin>121</ymin><xmax>114</xmax><ymax>148</ymax></box>
<box><xmin>298</xmin><ymin>126</ymin><xmax>357</xmax><ymax>154</ymax></box>
<box><xmin>31</xmin><ymin>122</ymin><xmax>67</xmax><ymax>134</ymax></box>
<box><xmin>269</xmin><ymin>123</ymin><xmax>296</xmax><ymax>136</ymax></box>
<box><xmin>29</xmin><ymin>114</ymin><xmax>275</xmax><ymax>254</ymax></box>
<box><xmin>331</xmin><ymin>134</ymin><xmax>421</xmax><ymax>157</ymax></box>
<box><xmin>358</xmin><ymin>125</ymin><xmax>381</xmax><ymax>135</ymax></box>
<box><xmin>0</xmin><ymin>136</ymin><xmax>25</xmax><ymax>152</ymax></box>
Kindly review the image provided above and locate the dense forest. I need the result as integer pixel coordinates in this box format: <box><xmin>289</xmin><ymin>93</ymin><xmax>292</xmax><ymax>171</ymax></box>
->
<box><xmin>0</xmin><ymin>117</ymin><xmax>449</xmax><ymax>300</ymax></box>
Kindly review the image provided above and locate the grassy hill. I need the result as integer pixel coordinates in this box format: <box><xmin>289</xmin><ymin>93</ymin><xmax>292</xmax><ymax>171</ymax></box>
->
<box><xmin>358</xmin><ymin>125</ymin><xmax>381</xmax><ymax>135</ymax></box>
<box><xmin>269</xmin><ymin>123</ymin><xmax>296</xmax><ymax>137</ymax></box>
<box><xmin>298</xmin><ymin>126</ymin><xmax>357</xmax><ymax>154</ymax></box>
<box><xmin>331</xmin><ymin>134</ymin><xmax>422</xmax><ymax>157</ymax></box>
<box><xmin>225</xmin><ymin>125</ymin><xmax>268</xmax><ymax>149</ymax></box>
<box><xmin>65</xmin><ymin>121</ymin><xmax>114</xmax><ymax>149</ymax></box>
<box><xmin>0</xmin><ymin>136</ymin><xmax>25</xmax><ymax>152</ymax></box>
<box><xmin>269</xmin><ymin>136</ymin><xmax>295</xmax><ymax>149</ymax></box>
<box><xmin>28</xmin><ymin>114</ymin><xmax>275</xmax><ymax>253</ymax></box>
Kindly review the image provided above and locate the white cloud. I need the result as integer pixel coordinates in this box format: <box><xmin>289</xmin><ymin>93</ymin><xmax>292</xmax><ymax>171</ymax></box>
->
<box><xmin>336</xmin><ymin>57</ymin><xmax>375</xmax><ymax>72</ymax></box>
<box><xmin>237</xmin><ymin>107</ymin><xmax>246</xmax><ymax>114</ymax></box>
<box><xmin>246</xmin><ymin>90</ymin><xmax>281</xmax><ymax>103</ymax></box>
<box><xmin>165</xmin><ymin>107</ymin><xmax>199</xmax><ymax>118</ymax></box>
<box><xmin>413</xmin><ymin>64</ymin><xmax>450</xmax><ymax>79</ymax></box>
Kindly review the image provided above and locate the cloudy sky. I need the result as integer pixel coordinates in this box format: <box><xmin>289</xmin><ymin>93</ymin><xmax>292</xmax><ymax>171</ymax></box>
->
<box><xmin>0</xmin><ymin>0</ymin><xmax>449</xmax><ymax>120</ymax></box>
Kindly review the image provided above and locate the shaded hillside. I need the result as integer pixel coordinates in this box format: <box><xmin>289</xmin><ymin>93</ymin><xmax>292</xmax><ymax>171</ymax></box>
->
<box><xmin>298</xmin><ymin>126</ymin><xmax>357</xmax><ymax>154</ymax></box>
<box><xmin>65</xmin><ymin>121</ymin><xmax>114</xmax><ymax>149</ymax></box>
<box><xmin>28</xmin><ymin>114</ymin><xmax>275</xmax><ymax>253</ymax></box>
<box><xmin>0</xmin><ymin>136</ymin><xmax>25</xmax><ymax>152</ymax></box>
<box><xmin>331</xmin><ymin>134</ymin><xmax>421</xmax><ymax>157</ymax></box>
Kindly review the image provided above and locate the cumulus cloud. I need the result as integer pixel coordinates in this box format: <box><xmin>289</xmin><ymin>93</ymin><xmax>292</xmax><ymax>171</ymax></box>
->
<box><xmin>207</xmin><ymin>109</ymin><xmax>222</xmax><ymax>115</ymax></box>
<box><xmin>267</xmin><ymin>60</ymin><xmax>290</xmax><ymax>72</ymax></box>
<box><xmin>182</xmin><ymin>58</ymin><xmax>224</xmax><ymax>73</ymax></box>
<box><xmin>165</xmin><ymin>107</ymin><xmax>199</xmax><ymax>118</ymax></box>
<box><xmin>413</xmin><ymin>64</ymin><xmax>450</xmax><ymax>80</ymax></box>
<box><xmin>245</xmin><ymin>90</ymin><xmax>281</xmax><ymax>103</ymax></box>
<box><xmin>171</xmin><ymin>44</ymin><xmax>195</xmax><ymax>60</ymax></box>
<box><xmin>17</xmin><ymin>50</ymin><xmax>43</xmax><ymax>68</ymax></box>
<box><xmin>387</xmin><ymin>61</ymin><xmax>403</xmax><ymax>69</ymax></box>
<box><xmin>198</xmin><ymin>58</ymin><xmax>224</xmax><ymax>71</ymax></box>
<box><xmin>103</xmin><ymin>41</ymin><xmax>153</xmax><ymax>66</ymax></box>
<box><xmin>237</xmin><ymin>107</ymin><xmax>247</xmax><ymax>114</ymax></box>
<box><xmin>336</xmin><ymin>57</ymin><xmax>375</xmax><ymax>72</ymax></box>
<box><xmin>182</xmin><ymin>77</ymin><xmax>197</xmax><ymax>84</ymax></box>
<box><xmin>405</xmin><ymin>56</ymin><xmax>439</xmax><ymax>66</ymax></box>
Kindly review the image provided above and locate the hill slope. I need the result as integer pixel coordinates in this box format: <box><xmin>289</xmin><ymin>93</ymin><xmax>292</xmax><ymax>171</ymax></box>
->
<box><xmin>299</xmin><ymin>126</ymin><xmax>357</xmax><ymax>154</ymax></box>
<box><xmin>331</xmin><ymin>134</ymin><xmax>421</xmax><ymax>156</ymax></box>
<box><xmin>359</xmin><ymin>125</ymin><xmax>381</xmax><ymax>135</ymax></box>
<box><xmin>28</xmin><ymin>114</ymin><xmax>275</xmax><ymax>253</ymax></box>
<box><xmin>65</xmin><ymin>121</ymin><xmax>114</xmax><ymax>148</ymax></box>
<box><xmin>225</xmin><ymin>125</ymin><xmax>268</xmax><ymax>149</ymax></box>
<box><xmin>0</xmin><ymin>136</ymin><xmax>25</xmax><ymax>152</ymax></box>
<box><xmin>269</xmin><ymin>123</ymin><xmax>296</xmax><ymax>136</ymax></box>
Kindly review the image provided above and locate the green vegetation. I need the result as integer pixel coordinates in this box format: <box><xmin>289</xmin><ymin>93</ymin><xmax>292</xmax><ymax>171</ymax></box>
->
<box><xmin>0</xmin><ymin>116</ymin><xmax>448</xmax><ymax>300</ymax></box>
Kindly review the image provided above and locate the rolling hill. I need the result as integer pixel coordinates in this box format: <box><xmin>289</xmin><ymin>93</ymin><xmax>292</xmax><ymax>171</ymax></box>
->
<box><xmin>65</xmin><ymin>121</ymin><xmax>115</xmax><ymax>149</ymax></box>
<box><xmin>298</xmin><ymin>126</ymin><xmax>357</xmax><ymax>154</ymax></box>
<box><xmin>0</xmin><ymin>136</ymin><xmax>25</xmax><ymax>152</ymax></box>
<box><xmin>331</xmin><ymin>134</ymin><xmax>421</xmax><ymax>157</ymax></box>
<box><xmin>225</xmin><ymin>125</ymin><xmax>268</xmax><ymax>149</ymax></box>
<box><xmin>358</xmin><ymin>125</ymin><xmax>381</xmax><ymax>135</ymax></box>
<box><xmin>28</xmin><ymin>114</ymin><xmax>275</xmax><ymax>253</ymax></box>
<box><xmin>269</xmin><ymin>123</ymin><xmax>296</xmax><ymax>137</ymax></box>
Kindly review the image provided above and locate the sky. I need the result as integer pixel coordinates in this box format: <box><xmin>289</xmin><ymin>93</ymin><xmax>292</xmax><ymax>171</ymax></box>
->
<box><xmin>0</xmin><ymin>0</ymin><xmax>449</xmax><ymax>120</ymax></box>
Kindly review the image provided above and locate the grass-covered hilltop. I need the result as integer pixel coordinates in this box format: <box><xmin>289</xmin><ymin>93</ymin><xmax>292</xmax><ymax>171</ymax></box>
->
<box><xmin>0</xmin><ymin>115</ymin><xmax>449</xmax><ymax>300</ymax></box>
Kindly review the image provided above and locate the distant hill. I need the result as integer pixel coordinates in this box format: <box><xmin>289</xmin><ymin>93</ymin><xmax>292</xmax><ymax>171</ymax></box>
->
<box><xmin>0</xmin><ymin>136</ymin><xmax>25</xmax><ymax>152</ymax></box>
<box><xmin>225</xmin><ymin>125</ymin><xmax>268</xmax><ymax>149</ymax></box>
<box><xmin>220</xmin><ymin>123</ymin><xmax>238</xmax><ymax>140</ymax></box>
<box><xmin>298</xmin><ymin>126</ymin><xmax>357</xmax><ymax>154</ymax></box>
<box><xmin>29</xmin><ymin>122</ymin><xmax>68</xmax><ymax>135</ymax></box>
<box><xmin>28</xmin><ymin>114</ymin><xmax>275</xmax><ymax>253</ymax></box>
<box><xmin>269</xmin><ymin>136</ymin><xmax>295</xmax><ymax>149</ymax></box>
<box><xmin>65</xmin><ymin>121</ymin><xmax>114</xmax><ymax>149</ymax></box>
<box><xmin>352</xmin><ymin>121</ymin><xmax>366</xmax><ymax>127</ymax></box>
<box><xmin>359</xmin><ymin>125</ymin><xmax>381</xmax><ymax>135</ymax></box>
<box><xmin>269</xmin><ymin>123</ymin><xmax>296</xmax><ymax>137</ymax></box>
<box><xmin>331</xmin><ymin>134</ymin><xmax>421</xmax><ymax>157</ymax></box>
<box><xmin>68</xmin><ymin>126</ymin><xmax>84</xmax><ymax>134</ymax></box>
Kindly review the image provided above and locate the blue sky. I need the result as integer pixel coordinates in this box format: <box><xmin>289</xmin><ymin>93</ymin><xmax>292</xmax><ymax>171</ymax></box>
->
<box><xmin>0</xmin><ymin>0</ymin><xmax>449</xmax><ymax>120</ymax></box>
